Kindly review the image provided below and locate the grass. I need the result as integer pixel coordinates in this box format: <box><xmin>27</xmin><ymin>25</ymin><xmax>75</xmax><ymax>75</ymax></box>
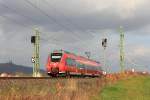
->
<box><xmin>0</xmin><ymin>78</ymin><xmax>104</xmax><ymax>100</ymax></box>
<box><xmin>0</xmin><ymin>74</ymin><xmax>149</xmax><ymax>100</ymax></box>
<box><xmin>94</xmin><ymin>76</ymin><xmax>150</xmax><ymax>100</ymax></box>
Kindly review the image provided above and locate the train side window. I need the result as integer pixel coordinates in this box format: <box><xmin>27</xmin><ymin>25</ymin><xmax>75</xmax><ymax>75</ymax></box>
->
<box><xmin>66</xmin><ymin>58</ymin><xmax>76</xmax><ymax>67</ymax></box>
<box><xmin>98</xmin><ymin>66</ymin><xmax>102</xmax><ymax>71</ymax></box>
<box><xmin>77</xmin><ymin>63</ymin><xmax>81</xmax><ymax>68</ymax></box>
<box><xmin>86</xmin><ymin>65</ymin><xmax>90</xmax><ymax>70</ymax></box>
<box><xmin>81</xmin><ymin>64</ymin><xmax>85</xmax><ymax>69</ymax></box>
<box><xmin>72</xmin><ymin>59</ymin><xmax>76</xmax><ymax>66</ymax></box>
<box><xmin>77</xmin><ymin>62</ymin><xmax>84</xmax><ymax>69</ymax></box>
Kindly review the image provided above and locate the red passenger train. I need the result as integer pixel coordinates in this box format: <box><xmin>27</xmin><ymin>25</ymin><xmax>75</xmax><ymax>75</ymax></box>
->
<box><xmin>46</xmin><ymin>50</ymin><xmax>103</xmax><ymax>77</ymax></box>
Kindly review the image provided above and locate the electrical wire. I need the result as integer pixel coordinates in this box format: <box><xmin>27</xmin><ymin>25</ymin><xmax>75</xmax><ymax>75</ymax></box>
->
<box><xmin>0</xmin><ymin>1</ymin><xmax>74</xmax><ymax>45</ymax></box>
<box><xmin>0</xmin><ymin>15</ymin><xmax>31</xmax><ymax>29</ymax></box>
<box><xmin>0</xmin><ymin>0</ymin><xmax>94</xmax><ymax>53</ymax></box>
<box><xmin>125</xmin><ymin>56</ymin><xmax>148</xmax><ymax>70</ymax></box>
<box><xmin>23</xmin><ymin>0</ymin><xmax>93</xmax><ymax>50</ymax></box>
<box><xmin>0</xmin><ymin>2</ymin><xmax>37</xmax><ymax>24</ymax></box>
<box><xmin>42</xmin><ymin>0</ymin><xmax>95</xmax><ymax>48</ymax></box>
<box><xmin>23</xmin><ymin>0</ymin><xmax>81</xmax><ymax>40</ymax></box>
<box><xmin>43</xmin><ymin>0</ymin><xmax>94</xmax><ymax>38</ymax></box>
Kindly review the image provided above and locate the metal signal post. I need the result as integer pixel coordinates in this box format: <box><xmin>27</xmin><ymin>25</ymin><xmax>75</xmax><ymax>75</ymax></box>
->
<box><xmin>31</xmin><ymin>29</ymin><xmax>40</xmax><ymax>77</ymax></box>
<box><xmin>102</xmin><ymin>38</ymin><xmax>107</xmax><ymax>73</ymax></box>
<box><xmin>119</xmin><ymin>26</ymin><xmax>125</xmax><ymax>72</ymax></box>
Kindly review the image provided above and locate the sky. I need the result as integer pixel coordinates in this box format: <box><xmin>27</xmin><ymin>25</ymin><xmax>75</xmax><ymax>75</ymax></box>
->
<box><xmin>0</xmin><ymin>0</ymin><xmax>150</xmax><ymax>72</ymax></box>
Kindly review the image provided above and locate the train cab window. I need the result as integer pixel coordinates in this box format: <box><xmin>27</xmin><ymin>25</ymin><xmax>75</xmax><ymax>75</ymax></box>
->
<box><xmin>51</xmin><ymin>53</ymin><xmax>62</xmax><ymax>62</ymax></box>
<box><xmin>98</xmin><ymin>66</ymin><xmax>102</xmax><ymax>71</ymax></box>
<box><xmin>66</xmin><ymin>58</ymin><xmax>72</xmax><ymax>66</ymax></box>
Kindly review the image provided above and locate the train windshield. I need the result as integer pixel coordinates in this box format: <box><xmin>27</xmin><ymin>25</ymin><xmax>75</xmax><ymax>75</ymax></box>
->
<box><xmin>51</xmin><ymin>53</ymin><xmax>62</xmax><ymax>62</ymax></box>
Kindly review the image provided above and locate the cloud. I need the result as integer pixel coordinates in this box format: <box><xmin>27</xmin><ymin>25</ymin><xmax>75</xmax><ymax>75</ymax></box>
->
<box><xmin>0</xmin><ymin>0</ymin><xmax>150</xmax><ymax>72</ymax></box>
<box><xmin>0</xmin><ymin>0</ymin><xmax>150</xmax><ymax>32</ymax></box>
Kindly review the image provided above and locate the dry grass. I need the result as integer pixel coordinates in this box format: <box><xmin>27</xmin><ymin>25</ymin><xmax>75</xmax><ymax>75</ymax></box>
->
<box><xmin>0</xmin><ymin>78</ymin><xmax>105</xmax><ymax>100</ymax></box>
<box><xmin>0</xmin><ymin>72</ymin><xmax>148</xmax><ymax>100</ymax></box>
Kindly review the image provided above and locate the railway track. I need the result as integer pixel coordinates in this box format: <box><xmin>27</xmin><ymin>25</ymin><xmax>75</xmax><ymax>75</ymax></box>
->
<box><xmin>0</xmin><ymin>77</ymin><xmax>54</xmax><ymax>79</ymax></box>
<box><xmin>0</xmin><ymin>77</ymin><xmax>94</xmax><ymax>79</ymax></box>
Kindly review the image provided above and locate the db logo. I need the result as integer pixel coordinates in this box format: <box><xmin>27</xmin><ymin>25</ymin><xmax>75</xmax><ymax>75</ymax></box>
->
<box><xmin>31</xmin><ymin>57</ymin><xmax>35</xmax><ymax>63</ymax></box>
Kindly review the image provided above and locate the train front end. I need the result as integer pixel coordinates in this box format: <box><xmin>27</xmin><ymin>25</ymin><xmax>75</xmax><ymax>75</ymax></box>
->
<box><xmin>46</xmin><ymin>52</ymin><xmax>65</xmax><ymax>77</ymax></box>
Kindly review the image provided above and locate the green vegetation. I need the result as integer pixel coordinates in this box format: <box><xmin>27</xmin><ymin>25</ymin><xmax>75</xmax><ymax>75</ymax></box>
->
<box><xmin>95</xmin><ymin>76</ymin><xmax>150</xmax><ymax>100</ymax></box>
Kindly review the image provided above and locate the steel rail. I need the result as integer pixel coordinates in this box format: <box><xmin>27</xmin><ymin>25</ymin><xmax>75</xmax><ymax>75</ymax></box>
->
<box><xmin>0</xmin><ymin>77</ymin><xmax>52</xmax><ymax>79</ymax></box>
<box><xmin>0</xmin><ymin>77</ymin><xmax>95</xmax><ymax>79</ymax></box>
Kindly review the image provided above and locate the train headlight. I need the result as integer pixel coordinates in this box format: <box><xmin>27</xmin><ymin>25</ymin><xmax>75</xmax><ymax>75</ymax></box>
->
<box><xmin>102</xmin><ymin>71</ymin><xmax>107</xmax><ymax>75</ymax></box>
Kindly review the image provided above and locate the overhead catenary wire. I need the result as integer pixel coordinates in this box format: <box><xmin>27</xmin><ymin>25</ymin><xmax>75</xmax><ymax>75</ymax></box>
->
<box><xmin>0</xmin><ymin>1</ymin><xmax>72</xmax><ymax>45</ymax></box>
<box><xmin>23</xmin><ymin>0</ymin><xmax>81</xmax><ymax>41</ymax></box>
<box><xmin>124</xmin><ymin>54</ymin><xmax>149</xmax><ymax>72</ymax></box>
<box><xmin>43</xmin><ymin>0</ymin><xmax>80</xmax><ymax>30</ymax></box>
<box><xmin>0</xmin><ymin>14</ymin><xmax>60</xmax><ymax>45</ymax></box>
<box><xmin>42</xmin><ymin>0</ymin><xmax>95</xmax><ymax>48</ymax></box>
<box><xmin>125</xmin><ymin>56</ymin><xmax>148</xmax><ymax>68</ymax></box>
<box><xmin>2</xmin><ymin>0</ymin><xmax>91</xmax><ymax>45</ymax></box>
<box><xmin>43</xmin><ymin>0</ymin><xmax>94</xmax><ymax>38</ymax></box>
<box><xmin>23</xmin><ymin>0</ymin><xmax>92</xmax><ymax>50</ymax></box>
<box><xmin>42</xmin><ymin>0</ymin><xmax>96</xmax><ymax>50</ymax></box>
<box><xmin>0</xmin><ymin>15</ymin><xmax>31</xmax><ymax>29</ymax></box>
<box><xmin>1</xmin><ymin>0</ymin><xmax>93</xmax><ymax>53</ymax></box>
<box><xmin>7</xmin><ymin>0</ymin><xmax>64</xmax><ymax>41</ymax></box>
<box><xmin>0</xmin><ymin>2</ymin><xmax>37</xmax><ymax>25</ymax></box>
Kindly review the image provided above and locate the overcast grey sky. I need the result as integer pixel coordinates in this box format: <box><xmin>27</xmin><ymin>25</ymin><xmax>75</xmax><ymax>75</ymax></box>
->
<box><xmin>0</xmin><ymin>0</ymin><xmax>150</xmax><ymax>72</ymax></box>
